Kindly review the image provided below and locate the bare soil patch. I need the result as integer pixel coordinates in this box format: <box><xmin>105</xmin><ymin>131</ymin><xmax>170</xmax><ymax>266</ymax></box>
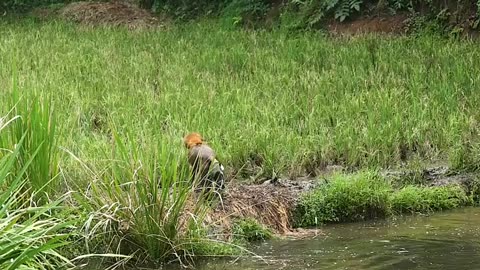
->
<box><xmin>58</xmin><ymin>1</ymin><xmax>162</xmax><ymax>29</ymax></box>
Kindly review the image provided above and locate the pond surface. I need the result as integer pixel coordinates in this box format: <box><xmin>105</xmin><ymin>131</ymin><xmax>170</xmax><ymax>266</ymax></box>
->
<box><xmin>172</xmin><ymin>207</ymin><xmax>480</xmax><ymax>270</ymax></box>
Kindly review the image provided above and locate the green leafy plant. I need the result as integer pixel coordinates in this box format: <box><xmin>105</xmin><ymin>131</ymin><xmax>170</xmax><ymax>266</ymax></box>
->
<box><xmin>0</xmin><ymin>111</ymin><xmax>74</xmax><ymax>270</ymax></box>
<box><xmin>5</xmin><ymin>88</ymin><xmax>60</xmax><ymax>203</ymax></box>
<box><xmin>233</xmin><ymin>218</ymin><xmax>273</xmax><ymax>242</ymax></box>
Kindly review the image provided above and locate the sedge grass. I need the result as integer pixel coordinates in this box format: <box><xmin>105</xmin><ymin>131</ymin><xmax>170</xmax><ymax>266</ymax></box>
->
<box><xmin>0</xmin><ymin>113</ymin><xmax>73</xmax><ymax>270</ymax></box>
<box><xmin>71</xmin><ymin>127</ymin><xmax>213</xmax><ymax>264</ymax></box>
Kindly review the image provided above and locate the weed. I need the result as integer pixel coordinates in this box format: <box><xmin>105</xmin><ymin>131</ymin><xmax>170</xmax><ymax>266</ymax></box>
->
<box><xmin>232</xmin><ymin>218</ymin><xmax>273</xmax><ymax>242</ymax></box>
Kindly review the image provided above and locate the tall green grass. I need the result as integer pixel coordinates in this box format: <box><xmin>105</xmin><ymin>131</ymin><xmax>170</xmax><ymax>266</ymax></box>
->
<box><xmin>2</xmin><ymin>19</ymin><xmax>480</xmax><ymax>180</ymax></box>
<box><xmin>0</xmin><ymin>113</ymin><xmax>73</xmax><ymax>270</ymax></box>
<box><xmin>294</xmin><ymin>171</ymin><xmax>471</xmax><ymax>227</ymax></box>
<box><xmin>72</xmin><ymin>128</ymin><xmax>213</xmax><ymax>264</ymax></box>
<box><xmin>1</xmin><ymin>87</ymin><xmax>59</xmax><ymax>202</ymax></box>
<box><xmin>294</xmin><ymin>171</ymin><xmax>392</xmax><ymax>226</ymax></box>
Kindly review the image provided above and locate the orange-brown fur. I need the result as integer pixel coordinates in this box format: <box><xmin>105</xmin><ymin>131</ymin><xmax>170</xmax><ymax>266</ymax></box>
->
<box><xmin>184</xmin><ymin>132</ymin><xmax>225</xmax><ymax>191</ymax></box>
<box><xmin>183</xmin><ymin>132</ymin><xmax>204</xmax><ymax>149</ymax></box>
<box><xmin>184</xmin><ymin>132</ymin><xmax>215</xmax><ymax>181</ymax></box>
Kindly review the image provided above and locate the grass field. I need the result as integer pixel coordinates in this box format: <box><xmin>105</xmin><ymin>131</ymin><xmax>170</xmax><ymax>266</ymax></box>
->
<box><xmin>1</xmin><ymin>17</ymin><xmax>480</xmax><ymax>266</ymax></box>
<box><xmin>2</xmin><ymin>19</ymin><xmax>480</xmax><ymax>180</ymax></box>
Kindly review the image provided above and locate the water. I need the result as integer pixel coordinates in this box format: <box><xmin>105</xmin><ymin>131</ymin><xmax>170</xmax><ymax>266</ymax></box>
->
<box><xmin>175</xmin><ymin>207</ymin><xmax>480</xmax><ymax>270</ymax></box>
<box><xmin>89</xmin><ymin>207</ymin><xmax>480</xmax><ymax>270</ymax></box>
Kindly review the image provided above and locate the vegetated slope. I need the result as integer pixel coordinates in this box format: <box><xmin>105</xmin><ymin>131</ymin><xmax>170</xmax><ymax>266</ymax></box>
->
<box><xmin>1</xmin><ymin>20</ymin><xmax>480</xmax><ymax>179</ymax></box>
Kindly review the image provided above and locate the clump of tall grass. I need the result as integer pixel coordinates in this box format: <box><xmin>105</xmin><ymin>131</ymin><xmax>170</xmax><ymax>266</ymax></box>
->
<box><xmin>0</xmin><ymin>113</ymin><xmax>74</xmax><ymax>270</ymax></box>
<box><xmin>1</xmin><ymin>87</ymin><xmax>59</xmax><ymax>202</ymax></box>
<box><xmin>72</xmin><ymin>129</ymin><xmax>214</xmax><ymax>265</ymax></box>
<box><xmin>232</xmin><ymin>218</ymin><xmax>273</xmax><ymax>243</ymax></box>
<box><xmin>294</xmin><ymin>171</ymin><xmax>472</xmax><ymax>227</ymax></box>
<box><xmin>294</xmin><ymin>171</ymin><xmax>392</xmax><ymax>227</ymax></box>
<box><xmin>391</xmin><ymin>185</ymin><xmax>469</xmax><ymax>214</ymax></box>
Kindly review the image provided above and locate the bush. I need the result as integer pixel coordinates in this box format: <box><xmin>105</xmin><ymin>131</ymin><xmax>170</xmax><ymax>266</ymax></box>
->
<box><xmin>294</xmin><ymin>171</ymin><xmax>392</xmax><ymax>227</ymax></box>
<box><xmin>232</xmin><ymin>218</ymin><xmax>273</xmax><ymax>242</ymax></box>
<box><xmin>391</xmin><ymin>185</ymin><xmax>470</xmax><ymax>214</ymax></box>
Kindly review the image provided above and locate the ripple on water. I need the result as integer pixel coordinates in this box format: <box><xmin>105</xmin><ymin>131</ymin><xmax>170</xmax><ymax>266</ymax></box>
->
<box><xmin>94</xmin><ymin>208</ymin><xmax>480</xmax><ymax>270</ymax></box>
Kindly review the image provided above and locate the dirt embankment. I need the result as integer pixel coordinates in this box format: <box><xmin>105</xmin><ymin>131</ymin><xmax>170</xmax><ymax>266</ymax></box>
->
<box><xmin>209</xmin><ymin>165</ymin><xmax>478</xmax><ymax>238</ymax></box>
<box><xmin>206</xmin><ymin>177</ymin><xmax>319</xmax><ymax>236</ymax></box>
<box><xmin>31</xmin><ymin>1</ymin><xmax>478</xmax><ymax>36</ymax></box>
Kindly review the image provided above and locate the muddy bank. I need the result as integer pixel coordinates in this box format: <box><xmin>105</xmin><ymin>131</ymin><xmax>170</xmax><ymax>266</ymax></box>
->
<box><xmin>382</xmin><ymin>165</ymin><xmax>478</xmax><ymax>188</ymax></box>
<box><xmin>206</xmin><ymin>177</ymin><xmax>319</xmax><ymax>236</ymax></box>
<box><xmin>209</xmin><ymin>166</ymin><xmax>479</xmax><ymax>239</ymax></box>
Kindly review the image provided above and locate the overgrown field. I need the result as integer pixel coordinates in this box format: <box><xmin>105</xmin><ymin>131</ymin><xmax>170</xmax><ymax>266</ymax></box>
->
<box><xmin>1</xmin><ymin>17</ymin><xmax>480</xmax><ymax>267</ymax></box>
<box><xmin>2</xmin><ymin>18</ymin><xmax>480</xmax><ymax>180</ymax></box>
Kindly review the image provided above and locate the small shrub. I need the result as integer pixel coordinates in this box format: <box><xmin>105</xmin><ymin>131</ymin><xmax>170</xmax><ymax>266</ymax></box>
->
<box><xmin>232</xmin><ymin>218</ymin><xmax>273</xmax><ymax>242</ymax></box>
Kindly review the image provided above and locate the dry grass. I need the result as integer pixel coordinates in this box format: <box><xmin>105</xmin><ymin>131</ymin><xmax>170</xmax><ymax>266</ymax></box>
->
<box><xmin>205</xmin><ymin>181</ymin><xmax>316</xmax><ymax>236</ymax></box>
<box><xmin>59</xmin><ymin>1</ymin><xmax>162</xmax><ymax>29</ymax></box>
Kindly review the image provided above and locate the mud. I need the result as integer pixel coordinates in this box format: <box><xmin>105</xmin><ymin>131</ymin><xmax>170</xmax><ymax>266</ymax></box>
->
<box><xmin>206</xmin><ymin>177</ymin><xmax>320</xmax><ymax>237</ymax></box>
<box><xmin>382</xmin><ymin>165</ymin><xmax>478</xmax><ymax>188</ymax></box>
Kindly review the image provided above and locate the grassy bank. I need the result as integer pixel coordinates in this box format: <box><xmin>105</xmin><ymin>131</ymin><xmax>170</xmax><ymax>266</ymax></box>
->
<box><xmin>1</xmin><ymin>16</ymin><xmax>480</xmax><ymax>267</ymax></box>
<box><xmin>294</xmin><ymin>171</ymin><xmax>474</xmax><ymax>227</ymax></box>
<box><xmin>2</xmin><ymin>18</ymin><xmax>480</xmax><ymax>180</ymax></box>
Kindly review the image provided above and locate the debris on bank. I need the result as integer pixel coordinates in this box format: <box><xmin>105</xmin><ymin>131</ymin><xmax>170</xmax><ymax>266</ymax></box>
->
<box><xmin>205</xmin><ymin>178</ymin><xmax>319</xmax><ymax>237</ymax></box>
<box><xmin>58</xmin><ymin>1</ymin><xmax>162</xmax><ymax>29</ymax></box>
<box><xmin>204</xmin><ymin>165</ymin><xmax>478</xmax><ymax>240</ymax></box>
